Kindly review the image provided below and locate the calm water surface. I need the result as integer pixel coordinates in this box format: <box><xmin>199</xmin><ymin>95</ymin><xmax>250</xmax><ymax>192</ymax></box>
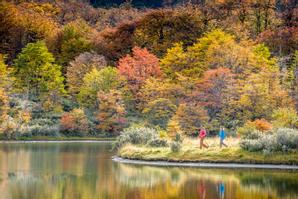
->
<box><xmin>0</xmin><ymin>142</ymin><xmax>297</xmax><ymax>199</ymax></box>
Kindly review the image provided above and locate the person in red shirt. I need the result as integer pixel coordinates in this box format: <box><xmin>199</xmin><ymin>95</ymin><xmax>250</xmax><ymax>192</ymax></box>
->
<box><xmin>199</xmin><ymin>127</ymin><xmax>209</xmax><ymax>149</ymax></box>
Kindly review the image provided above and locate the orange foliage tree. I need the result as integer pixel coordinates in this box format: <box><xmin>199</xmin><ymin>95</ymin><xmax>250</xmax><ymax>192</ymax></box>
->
<box><xmin>60</xmin><ymin>109</ymin><xmax>89</xmax><ymax>136</ymax></box>
<box><xmin>96</xmin><ymin>90</ymin><xmax>127</xmax><ymax>135</ymax></box>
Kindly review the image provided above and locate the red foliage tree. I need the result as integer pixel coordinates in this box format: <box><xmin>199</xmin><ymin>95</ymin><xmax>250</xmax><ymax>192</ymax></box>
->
<box><xmin>117</xmin><ymin>47</ymin><xmax>161</xmax><ymax>96</ymax></box>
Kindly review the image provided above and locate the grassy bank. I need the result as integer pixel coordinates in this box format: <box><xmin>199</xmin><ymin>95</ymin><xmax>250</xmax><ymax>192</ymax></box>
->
<box><xmin>0</xmin><ymin>135</ymin><xmax>116</xmax><ymax>141</ymax></box>
<box><xmin>118</xmin><ymin>138</ymin><xmax>298</xmax><ymax>165</ymax></box>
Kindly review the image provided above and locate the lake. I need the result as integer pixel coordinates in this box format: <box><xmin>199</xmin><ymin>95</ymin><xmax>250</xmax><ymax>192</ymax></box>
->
<box><xmin>0</xmin><ymin>142</ymin><xmax>297</xmax><ymax>199</ymax></box>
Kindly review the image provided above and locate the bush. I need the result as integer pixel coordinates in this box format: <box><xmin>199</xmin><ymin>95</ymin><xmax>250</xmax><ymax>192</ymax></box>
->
<box><xmin>240</xmin><ymin>139</ymin><xmax>264</xmax><ymax>152</ymax></box>
<box><xmin>243</xmin><ymin>130</ymin><xmax>263</xmax><ymax>139</ymax></box>
<box><xmin>158</xmin><ymin>130</ymin><xmax>168</xmax><ymax>139</ymax></box>
<box><xmin>114</xmin><ymin>126</ymin><xmax>158</xmax><ymax>149</ymax></box>
<box><xmin>240</xmin><ymin>128</ymin><xmax>298</xmax><ymax>152</ymax></box>
<box><xmin>147</xmin><ymin>138</ymin><xmax>168</xmax><ymax>147</ymax></box>
<box><xmin>170</xmin><ymin>141</ymin><xmax>181</xmax><ymax>153</ymax></box>
<box><xmin>174</xmin><ymin>133</ymin><xmax>183</xmax><ymax>143</ymax></box>
<box><xmin>22</xmin><ymin>124</ymin><xmax>60</xmax><ymax>137</ymax></box>
<box><xmin>276</xmin><ymin>128</ymin><xmax>298</xmax><ymax>150</ymax></box>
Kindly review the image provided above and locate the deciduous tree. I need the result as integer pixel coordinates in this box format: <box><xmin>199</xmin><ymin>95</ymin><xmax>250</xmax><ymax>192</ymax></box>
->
<box><xmin>117</xmin><ymin>47</ymin><xmax>161</xmax><ymax>102</ymax></box>
<box><xmin>96</xmin><ymin>90</ymin><xmax>127</xmax><ymax>135</ymax></box>
<box><xmin>60</xmin><ymin>109</ymin><xmax>89</xmax><ymax>136</ymax></box>
<box><xmin>78</xmin><ymin>67</ymin><xmax>127</xmax><ymax>109</ymax></box>
<box><xmin>142</xmin><ymin>98</ymin><xmax>177</xmax><ymax>129</ymax></box>
<box><xmin>66</xmin><ymin>52</ymin><xmax>107</xmax><ymax>96</ymax></box>
<box><xmin>170</xmin><ymin>103</ymin><xmax>209</xmax><ymax>136</ymax></box>
<box><xmin>13</xmin><ymin>41</ymin><xmax>65</xmax><ymax>102</ymax></box>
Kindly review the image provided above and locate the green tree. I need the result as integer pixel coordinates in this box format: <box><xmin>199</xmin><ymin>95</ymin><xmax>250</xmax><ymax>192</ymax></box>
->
<box><xmin>66</xmin><ymin>52</ymin><xmax>107</xmax><ymax>96</ymax></box>
<box><xmin>13</xmin><ymin>41</ymin><xmax>65</xmax><ymax>102</ymax></box>
<box><xmin>160</xmin><ymin>43</ymin><xmax>188</xmax><ymax>80</ymax></box>
<box><xmin>78</xmin><ymin>67</ymin><xmax>127</xmax><ymax>109</ymax></box>
<box><xmin>142</xmin><ymin>98</ymin><xmax>177</xmax><ymax>129</ymax></box>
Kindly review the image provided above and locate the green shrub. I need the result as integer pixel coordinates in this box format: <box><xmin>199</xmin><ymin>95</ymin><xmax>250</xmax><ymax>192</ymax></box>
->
<box><xmin>276</xmin><ymin>128</ymin><xmax>298</xmax><ymax>150</ymax></box>
<box><xmin>22</xmin><ymin>124</ymin><xmax>60</xmax><ymax>137</ymax></box>
<box><xmin>240</xmin><ymin>128</ymin><xmax>298</xmax><ymax>153</ymax></box>
<box><xmin>114</xmin><ymin>126</ymin><xmax>158</xmax><ymax>149</ymax></box>
<box><xmin>170</xmin><ymin>141</ymin><xmax>181</xmax><ymax>152</ymax></box>
<box><xmin>243</xmin><ymin>130</ymin><xmax>263</xmax><ymax>139</ymax></box>
<box><xmin>174</xmin><ymin>133</ymin><xmax>183</xmax><ymax>143</ymax></box>
<box><xmin>240</xmin><ymin>139</ymin><xmax>264</xmax><ymax>152</ymax></box>
<box><xmin>147</xmin><ymin>138</ymin><xmax>168</xmax><ymax>147</ymax></box>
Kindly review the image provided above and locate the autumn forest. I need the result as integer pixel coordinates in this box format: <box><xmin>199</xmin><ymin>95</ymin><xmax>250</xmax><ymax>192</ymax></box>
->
<box><xmin>0</xmin><ymin>0</ymin><xmax>297</xmax><ymax>139</ymax></box>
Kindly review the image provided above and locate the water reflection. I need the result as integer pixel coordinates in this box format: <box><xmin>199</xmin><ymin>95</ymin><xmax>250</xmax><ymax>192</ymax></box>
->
<box><xmin>0</xmin><ymin>142</ymin><xmax>297</xmax><ymax>199</ymax></box>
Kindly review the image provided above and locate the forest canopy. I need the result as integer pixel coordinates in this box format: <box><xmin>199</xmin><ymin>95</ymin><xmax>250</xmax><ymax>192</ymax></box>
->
<box><xmin>0</xmin><ymin>0</ymin><xmax>297</xmax><ymax>138</ymax></box>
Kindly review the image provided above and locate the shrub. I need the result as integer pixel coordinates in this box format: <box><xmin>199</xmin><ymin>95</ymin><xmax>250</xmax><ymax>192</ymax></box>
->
<box><xmin>243</xmin><ymin>130</ymin><xmax>263</xmax><ymax>139</ymax></box>
<box><xmin>170</xmin><ymin>141</ymin><xmax>181</xmax><ymax>153</ymax></box>
<box><xmin>174</xmin><ymin>133</ymin><xmax>183</xmax><ymax>143</ymax></box>
<box><xmin>147</xmin><ymin>138</ymin><xmax>168</xmax><ymax>147</ymax></box>
<box><xmin>276</xmin><ymin>128</ymin><xmax>298</xmax><ymax>150</ymax></box>
<box><xmin>22</xmin><ymin>124</ymin><xmax>60</xmax><ymax>137</ymax></box>
<box><xmin>240</xmin><ymin>128</ymin><xmax>298</xmax><ymax>152</ymax></box>
<box><xmin>167</xmin><ymin>117</ymin><xmax>182</xmax><ymax>139</ymax></box>
<box><xmin>114</xmin><ymin>126</ymin><xmax>158</xmax><ymax>149</ymax></box>
<box><xmin>240</xmin><ymin>139</ymin><xmax>264</xmax><ymax>152</ymax></box>
<box><xmin>158</xmin><ymin>129</ymin><xmax>168</xmax><ymax>138</ymax></box>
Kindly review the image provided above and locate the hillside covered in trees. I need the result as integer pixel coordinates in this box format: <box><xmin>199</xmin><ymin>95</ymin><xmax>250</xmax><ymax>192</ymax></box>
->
<box><xmin>0</xmin><ymin>0</ymin><xmax>297</xmax><ymax>139</ymax></box>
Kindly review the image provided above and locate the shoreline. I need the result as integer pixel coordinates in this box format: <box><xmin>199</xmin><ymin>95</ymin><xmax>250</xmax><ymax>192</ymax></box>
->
<box><xmin>0</xmin><ymin>140</ymin><xmax>114</xmax><ymax>143</ymax></box>
<box><xmin>113</xmin><ymin>156</ymin><xmax>298</xmax><ymax>170</ymax></box>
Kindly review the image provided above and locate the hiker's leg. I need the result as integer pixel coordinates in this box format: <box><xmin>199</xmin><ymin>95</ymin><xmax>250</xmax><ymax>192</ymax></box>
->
<box><xmin>203</xmin><ymin>139</ymin><xmax>208</xmax><ymax>148</ymax></box>
<box><xmin>220</xmin><ymin>140</ymin><xmax>223</xmax><ymax>148</ymax></box>
<box><xmin>223</xmin><ymin>141</ymin><xmax>228</xmax><ymax>147</ymax></box>
<box><xmin>200</xmin><ymin>138</ymin><xmax>203</xmax><ymax>149</ymax></box>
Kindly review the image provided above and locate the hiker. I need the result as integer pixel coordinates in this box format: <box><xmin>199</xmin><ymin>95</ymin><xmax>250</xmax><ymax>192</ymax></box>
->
<box><xmin>219</xmin><ymin>127</ymin><xmax>228</xmax><ymax>148</ymax></box>
<box><xmin>199</xmin><ymin>127</ymin><xmax>208</xmax><ymax>149</ymax></box>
